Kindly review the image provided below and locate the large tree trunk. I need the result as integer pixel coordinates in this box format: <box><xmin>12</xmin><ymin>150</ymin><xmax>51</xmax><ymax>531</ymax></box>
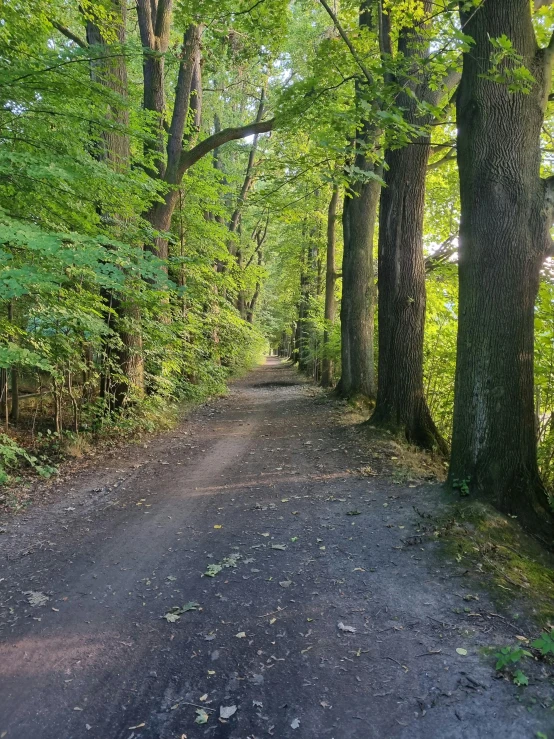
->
<box><xmin>322</xmin><ymin>185</ymin><xmax>339</xmax><ymax>387</ymax></box>
<box><xmin>371</xmin><ymin>4</ymin><xmax>446</xmax><ymax>452</ymax></box>
<box><xmin>448</xmin><ymin>0</ymin><xmax>554</xmax><ymax>539</ymax></box>
<box><xmin>372</xmin><ymin>141</ymin><xmax>446</xmax><ymax>450</ymax></box>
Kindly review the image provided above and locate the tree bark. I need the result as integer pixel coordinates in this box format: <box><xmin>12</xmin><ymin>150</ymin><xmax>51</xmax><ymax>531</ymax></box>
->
<box><xmin>10</xmin><ymin>369</ymin><xmax>19</xmax><ymax>424</ymax></box>
<box><xmin>371</xmin><ymin>3</ymin><xmax>447</xmax><ymax>453</ymax></box>
<box><xmin>338</xmin><ymin>1</ymin><xmax>380</xmax><ymax>400</ymax></box>
<box><xmin>0</xmin><ymin>369</ymin><xmax>8</xmax><ymax>432</ymax></box>
<box><xmin>246</xmin><ymin>247</ymin><xmax>263</xmax><ymax>323</ymax></box>
<box><xmin>322</xmin><ymin>185</ymin><xmax>339</xmax><ymax>387</ymax></box>
<box><xmin>136</xmin><ymin>0</ymin><xmax>173</xmax><ymax>178</ymax></box>
<box><xmin>448</xmin><ymin>0</ymin><xmax>554</xmax><ymax>539</ymax></box>
<box><xmin>339</xmin><ymin>135</ymin><xmax>380</xmax><ymax>399</ymax></box>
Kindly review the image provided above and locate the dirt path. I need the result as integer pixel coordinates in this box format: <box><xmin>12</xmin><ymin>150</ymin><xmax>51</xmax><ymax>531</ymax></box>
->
<box><xmin>0</xmin><ymin>359</ymin><xmax>552</xmax><ymax>739</ymax></box>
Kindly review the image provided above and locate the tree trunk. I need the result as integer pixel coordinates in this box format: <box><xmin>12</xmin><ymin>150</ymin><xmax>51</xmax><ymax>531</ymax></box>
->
<box><xmin>339</xmin><ymin>151</ymin><xmax>380</xmax><ymax>399</ymax></box>
<box><xmin>0</xmin><ymin>369</ymin><xmax>8</xmax><ymax>432</ymax></box>
<box><xmin>338</xmin><ymin>1</ymin><xmax>380</xmax><ymax>400</ymax></box>
<box><xmin>372</xmin><ymin>141</ymin><xmax>446</xmax><ymax>451</ymax></box>
<box><xmin>448</xmin><ymin>0</ymin><xmax>554</xmax><ymax>538</ymax></box>
<box><xmin>86</xmin><ymin>1</ymin><xmax>144</xmax><ymax>405</ymax></box>
<box><xmin>10</xmin><ymin>370</ymin><xmax>18</xmax><ymax>424</ymax></box>
<box><xmin>322</xmin><ymin>185</ymin><xmax>339</xmax><ymax>387</ymax></box>
<box><xmin>371</xmin><ymin>5</ymin><xmax>446</xmax><ymax>453</ymax></box>
<box><xmin>246</xmin><ymin>247</ymin><xmax>263</xmax><ymax>323</ymax></box>
<box><xmin>297</xmin><ymin>270</ymin><xmax>309</xmax><ymax>372</ymax></box>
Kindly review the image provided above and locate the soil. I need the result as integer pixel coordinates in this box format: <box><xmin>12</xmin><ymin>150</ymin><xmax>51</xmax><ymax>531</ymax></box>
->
<box><xmin>0</xmin><ymin>358</ymin><xmax>553</xmax><ymax>739</ymax></box>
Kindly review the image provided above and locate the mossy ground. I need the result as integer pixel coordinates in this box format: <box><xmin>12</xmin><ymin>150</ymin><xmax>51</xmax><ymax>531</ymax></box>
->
<box><xmin>431</xmin><ymin>499</ymin><xmax>554</xmax><ymax>626</ymax></box>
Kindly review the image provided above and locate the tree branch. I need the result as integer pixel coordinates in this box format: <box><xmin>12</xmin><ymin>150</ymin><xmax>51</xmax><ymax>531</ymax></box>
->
<box><xmin>178</xmin><ymin>118</ymin><xmax>274</xmax><ymax>177</ymax></box>
<box><xmin>316</xmin><ymin>0</ymin><xmax>373</xmax><ymax>84</ymax></box>
<box><xmin>427</xmin><ymin>147</ymin><xmax>456</xmax><ymax>170</ymax></box>
<box><xmin>50</xmin><ymin>20</ymin><xmax>88</xmax><ymax>48</ymax></box>
<box><xmin>425</xmin><ymin>235</ymin><xmax>457</xmax><ymax>272</ymax></box>
<box><xmin>229</xmin><ymin>87</ymin><xmax>266</xmax><ymax>235</ymax></box>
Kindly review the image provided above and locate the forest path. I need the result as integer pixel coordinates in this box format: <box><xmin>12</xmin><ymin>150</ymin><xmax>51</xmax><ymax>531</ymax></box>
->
<box><xmin>0</xmin><ymin>358</ymin><xmax>551</xmax><ymax>739</ymax></box>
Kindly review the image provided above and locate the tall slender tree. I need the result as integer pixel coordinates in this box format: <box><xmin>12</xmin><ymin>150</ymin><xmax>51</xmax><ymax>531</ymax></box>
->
<box><xmin>338</xmin><ymin>0</ymin><xmax>381</xmax><ymax>400</ymax></box>
<box><xmin>322</xmin><ymin>184</ymin><xmax>339</xmax><ymax>387</ymax></box>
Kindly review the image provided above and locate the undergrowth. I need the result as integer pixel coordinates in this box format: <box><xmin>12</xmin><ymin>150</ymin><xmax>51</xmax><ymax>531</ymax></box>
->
<box><xmin>0</xmin><ymin>355</ymin><xmax>264</xmax><ymax>511</ymax></box>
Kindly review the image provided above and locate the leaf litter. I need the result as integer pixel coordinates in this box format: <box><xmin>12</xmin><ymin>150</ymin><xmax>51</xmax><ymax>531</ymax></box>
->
<box><xmin>219</xmin><ymin>705</ymin><xmax>237</xmax><ymax>719</ymax></box>
<box><xmin>162</xmin><ymin>602</ymin><xmax>200</xmax><ymax>622</ymax></box>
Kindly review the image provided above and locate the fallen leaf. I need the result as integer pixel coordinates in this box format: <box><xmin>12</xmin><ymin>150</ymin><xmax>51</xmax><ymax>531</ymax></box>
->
<box><xmin>271</xmin><ymin>544</ymin><xmax>286</xmax><ymax>551</ymax></box>
<box><xmin>279</xmin><ymin>580</ymin><xmax>292</xmax><ymax>588</ymax></box>
<box><xmin>182</xmin><ymin>601</ymin><xmax>200</xmax><ymax>612</ymax></box>
<box><xmin>338</xmin><ymin>622</ymin><xmax>356</xmax><ymax>633</ymax></box>
<box><xmin>346</xmin><ymin>510</ymin><xmax>361</xmax><ymax>516</ymax></box>
<box><xmin>163</xmin><ymin>601</ymin><xmax>200</xmax><ymax>622</ymax></box>
<box><xmin>219</xmin><ymin>705</ymin><xmax>237</xmax><ymax>719</ymax></box>
<box><xmin>456</xmin><ymin>648</ymin><xmax>468</xmax><ymax>656</ymax></box>
<box><xmin>204</xmin><ymin>563</ymin><xmax>223</xmax><ymax>577</ymax></box>
<box><xmin>291</xmin><ymin>718</ymin><xmax>300</xmax><ymax>729</ymax></box>
<box><xmin>195</xmin><ymin>709</ymin><xmax>209</xmax><ymax>725</ymax></box>
<box><xmin>200</xmin><ymin>694</ymin><xmax>208</xmax><ymax>702</ymax></box>
<box><xmin>214</xmin><ymin>525</ymin><xmax>222</xmax><ymax>529</ymax></box>
<box><xmin>235</xmin><ymin>631</ymin><xmax>246</xmax><ymax>638</ymax></box>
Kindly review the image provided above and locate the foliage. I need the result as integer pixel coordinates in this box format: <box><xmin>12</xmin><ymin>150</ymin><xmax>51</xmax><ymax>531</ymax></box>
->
<box><xmin>532</xmin><ymin>630</ymin><xmax>554</xmax><ymax>657</ymax></box>
<box><xmin>494</xmin><ymin>645</ymin><xmax>531</xmax><ymax>671</ymax></box>
<box><xmin>0</xmin><ymin>433</ymin><xmax>56</xmax><ymax>484</ymax></box>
